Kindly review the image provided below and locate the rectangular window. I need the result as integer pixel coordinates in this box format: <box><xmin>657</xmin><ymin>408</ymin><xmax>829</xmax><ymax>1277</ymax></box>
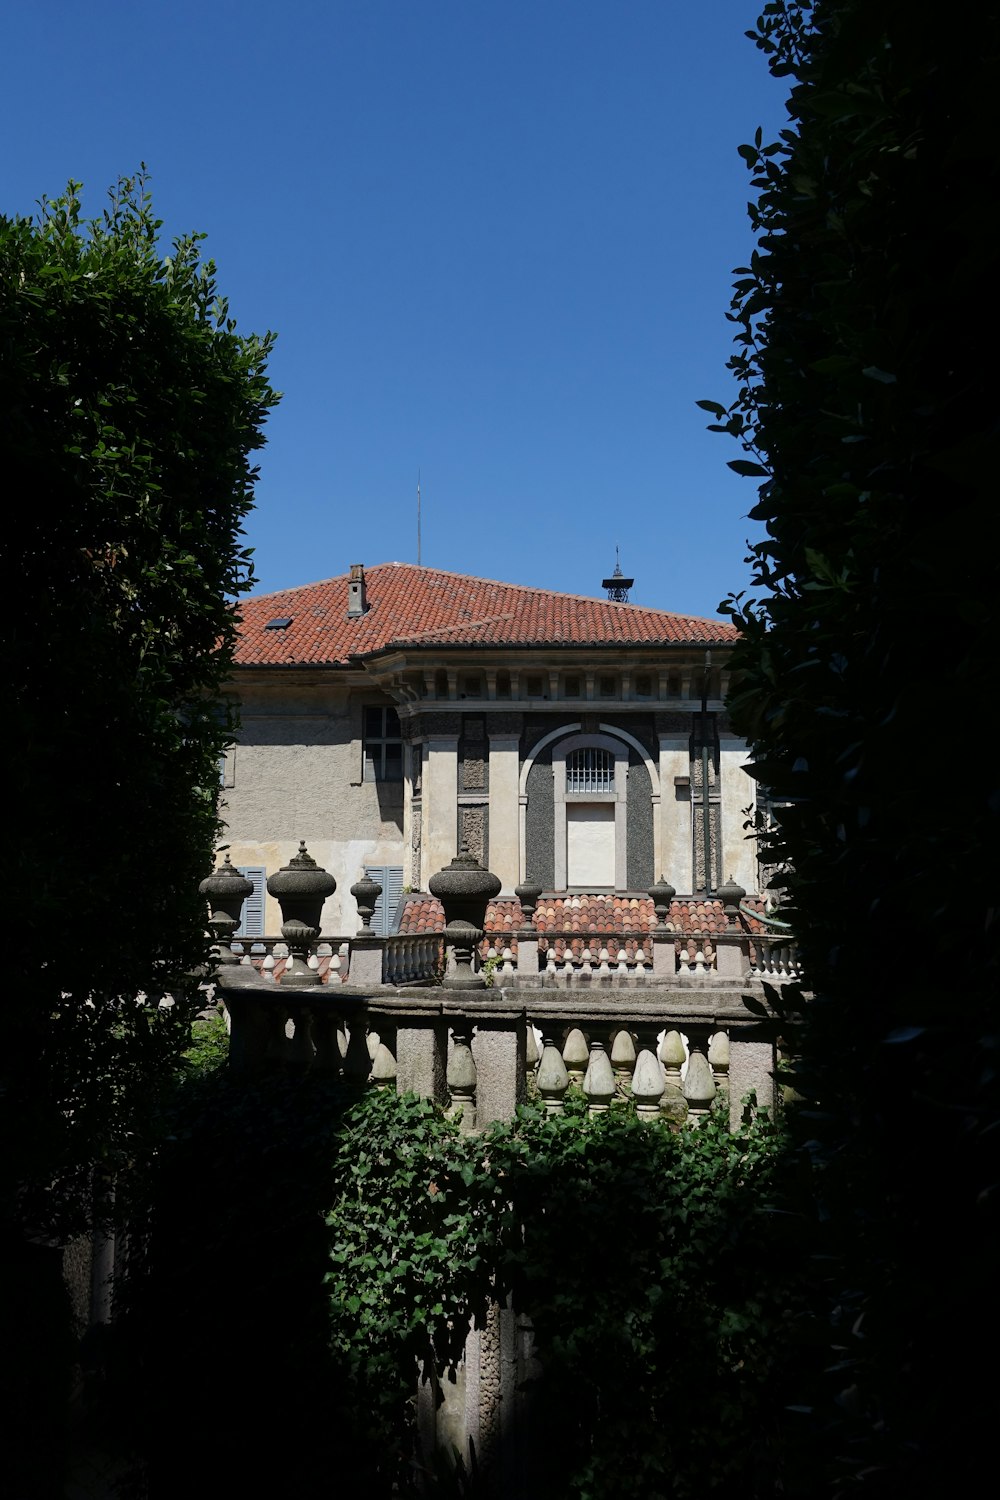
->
<box><xmin>364</xmin><ymin>706</ymin><xmax>403</xmax><ymax>781</ymax></box>
<box><xmin>236</xmin><ymin>865</ymin><xmax>266</xmax><ymax>939</ymax></box>
<box><xmin>364</xmin><ymin>865</ymin><xmax>405</xmax><ymax>937</ymax></box>
<box><xmin>526</xmin><ymin>674</ymin><xmax>543</xmax><ymax>697</ymax></box>
<box><xmin>599</xmin><ymin>674</ymin><xmax>616</xmax><ymax>697</ymax></box>
<box><xmin>564</xmin><ymin>675</ymin><xmax>581</xmax><ymax>698</ymax></box>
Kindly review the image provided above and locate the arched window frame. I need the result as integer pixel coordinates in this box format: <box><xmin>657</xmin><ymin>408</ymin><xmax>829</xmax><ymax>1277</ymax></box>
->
<box><xmin>553</xmin><ymin>733</ymin><xmax>629</xmax><ymax>890</ymax></box>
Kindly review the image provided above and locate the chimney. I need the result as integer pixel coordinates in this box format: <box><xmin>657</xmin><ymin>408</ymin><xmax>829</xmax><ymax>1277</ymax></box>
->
<box><xmin>347</xmin><ymin>562</ymin><xmax>368</xmax><ymax>618</ymax></box>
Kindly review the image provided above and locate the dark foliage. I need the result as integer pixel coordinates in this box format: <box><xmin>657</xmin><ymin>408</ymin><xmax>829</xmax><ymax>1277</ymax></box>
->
<box><xmin>707</xmin><ymin>3</ymin><xmax>1000</xmax><ymax>1489</ymax></box>
<box><xmin>1</xmin><ymin>172</ymin><xmax>277</xmax><ymax>1240</ymax></box>
<box><xmin>115</xmin><ymin>1075</ymin><xmax>789</xmax><ymax>1499</ymax></box>
<box><xmin>1</xmin><ymin>174</ymin><xmax>276</xmax><ymax>1495</ymax></box>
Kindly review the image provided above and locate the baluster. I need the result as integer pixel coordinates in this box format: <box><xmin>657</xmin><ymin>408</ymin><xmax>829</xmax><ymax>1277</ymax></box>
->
<box><xmin>329</xmin><ymin>946</ymin><xmax>342</xmax><ymax>982</ymax></box>
<box><xmin>610</xmin><ymin>1028</ymin><xmax>637</xmax><ymax>1094</ymax></box>
<box><xmin>447</xmin><ymin>1024</ymin><xmax>477</xmax><ymax>1131</ymax></box>
<box><xmin>708</xmin><ymin>1031</ymin><xmax>730</xmax><ymax>1100</ymax></box>
<box><xmin>545</xmin><ymin>947</ymin><xmax>558</xmax><ymax>982</ymax></box>
<box><xmin>561</xmin><ymin>949</ymin><xmax>574</xmax><ymax>983</ymax></box>
<box><xmin>693</xmin><ymin>949</ymin><xmax>707</xmax><ymax>976</ymax></box>
<box><xmin>659</xmin><ymin>1029</ymin><xmax>688</xmax><ymax>1124</ymax></box>
<box><xmin>261</xmin><ymin>952</ymin><xmax>276</xmax><ymax>981</ymax></box>
<box><xmin>501</xmin><ymin>945</ymin><xmax>515</xmax><ymax>979</ymax></box>
<box><xmin>583</xmin><ymin>1041</ymin><xmax>615</xmax><ymax>1115</ymax></box>
<box><xmin>367</xmin><ymin>1028</ymin><xmax>381</xmax><ymax>1061</ymax></box>
<box><xmin>562</xmin><ymin>1027</ymin><xmax>589</xmax><ymax>1086</ymax></box>
<box><xmin>286</xmin><ymin>1004</ymin><xmax>315</xmax><ymax>1065</ymax></box>
<box><xmin>265</xmin><ymin>1003</ymin><xmax>290</xmax><ymax>1061</ymax></box>
<box><xmin>537</xmin><ymin>1036</ymin><xmax>569</xmax><ymax>1114</ymax></box>
<box><xmin>683</xmin><ymin>1034</ymin><xmax>717</xmax><ymax>1120</ymax></box>
<box><xmin>631</xmin><ymin>1027</ymin><xmax>665</xmax><ymax>1121</ymax></box>
<box><xmin>311</xmin><ymin>1006</ymin><xmax>341</xmax><ymax>1070</ymax></box>
<box><xmin>343</xmin><ymin>1017</ymin><xmax>373</xmax><ymax>1087</ymax></box>
<box><xmin>580</xmin><ymin>946</ymin><xmax>594</xmax><ymax>982</ymax></box>
<box><xmin>525</xmin><ymin>1023</ymin><xmax>539</xmax><ymax>1074</ymax></box>
<box><xmin>596</xmin><ymin>947</ymin><xmax>612</xmax><ymax>982</ymax></box>
<box><xmin>632</xmin><ymin>945</ymin><xmax>647</xmax><ymax>982</ymax></box>
<box><xmin>370</xmin><ymin>1026</ymin><xmax>397</xmax><ymax>1091</ymax></box>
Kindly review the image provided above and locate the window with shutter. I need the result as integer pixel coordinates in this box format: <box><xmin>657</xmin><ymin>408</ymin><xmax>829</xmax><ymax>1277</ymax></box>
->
<box><xmin>364</xmin><ymin>865</ymin><xmax>405</xmax><ymax>936</ymax></box>
<box><xmin>236</xmin><ymin>866</ymin><xmax>266</xmax><ymax>938</ymax></box>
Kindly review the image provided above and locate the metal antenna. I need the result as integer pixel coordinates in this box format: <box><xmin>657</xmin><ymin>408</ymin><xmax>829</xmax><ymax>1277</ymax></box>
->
<box><xmin>417</xmin><ymin>470</ymin><xmax>421</xmax><ymax>565</ymax></box>
<box><xmin>602</xmin><ymin>544</ymin><xmax>634</xmax><ymax>603</ymax></box>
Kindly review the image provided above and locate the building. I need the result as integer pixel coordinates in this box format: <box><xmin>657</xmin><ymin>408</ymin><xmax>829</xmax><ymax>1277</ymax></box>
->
<box><xmin>222</xmin><ymin>562</ymin><xmax>754</xmax><ymax>938</ymax></box>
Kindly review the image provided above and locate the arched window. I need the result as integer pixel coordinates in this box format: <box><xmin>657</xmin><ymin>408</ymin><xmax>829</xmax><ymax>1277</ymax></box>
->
<box><xmin>566</xmin><ymin>746</ymin><xmax>615</xmax><ymax>794</ymax></box>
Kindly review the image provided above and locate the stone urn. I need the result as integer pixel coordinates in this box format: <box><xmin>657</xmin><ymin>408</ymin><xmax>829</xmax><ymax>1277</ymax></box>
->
<box><xmin>514</xmin><ymin>877</ymin><xmax>544</xmax><ymax>924</ymax></box>
<box><xmin>428</xmin><ymin>846</ymin><xmax>502</xmax><ymax>989</ymax></box>
<box><xmin>716</xmin><ymin>874</ymin><xmax>747</xmax><ymax>925</ymax></box>
<box><xmin>267</xmin><ymin>841</ymin><xmax>337</xmax><ymax>986</ymax></box>
<box><xmin>350</xmin><ymin>872</ymin><xmax>383</xmax><ymax>933</ymax></box>
<box><xmin>648</xmin><ymin>876</ymin><xmax>676</xmax><ymax>927</ymax></box>
<box><xmin>199</xmin><ymin>854</ymin><xmax>254</xmax><ymax>965</ymax></box>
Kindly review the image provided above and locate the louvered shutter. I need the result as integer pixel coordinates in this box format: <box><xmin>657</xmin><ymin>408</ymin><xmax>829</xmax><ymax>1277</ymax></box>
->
<box><xmin>365</xmin><ymin>865</ymin><xmax>404</xmax><ymax>936</ymax></box>
<box><xmin>237</xmin><ymin>866</ymin><xmax>266</xmax><ymax>938</ymax></box>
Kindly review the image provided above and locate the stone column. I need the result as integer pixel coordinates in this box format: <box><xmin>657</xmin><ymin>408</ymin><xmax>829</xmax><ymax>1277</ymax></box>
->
<box><xmin>422</xmin><ymin>736</ymin><xmax>459</xmax><ymax>890</ymax></box>
<box><xmin>659</xmin><ymin>734</ymin><xmax>693</xmax><ymax>892</ymax></box>
<box><xmin>488</xmin><ymin>735</ymin><xmax>521</xmax><ymax>895</ymax></box>
<box><xmin>719</xmin><ymin>734</ymin><xmax>757</xmax><ymax>894</ymax></box>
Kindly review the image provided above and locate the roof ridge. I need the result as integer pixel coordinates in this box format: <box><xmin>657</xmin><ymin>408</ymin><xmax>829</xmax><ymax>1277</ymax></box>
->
<box><xmin>244</xmin><ymin>560</ymin><xmax>728</xmax><ymax>628</ymax></box>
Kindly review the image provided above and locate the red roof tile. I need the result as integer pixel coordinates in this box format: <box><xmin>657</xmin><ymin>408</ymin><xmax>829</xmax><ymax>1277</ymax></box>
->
<box><xmin>397</xmin><ymin>892</ymin><xmax>769</xmax><ymax>938</ymax></box>
<box><xmin>235</xmin><ymin>563</ymin><xmax>738</xmax><ymax>667</ymax></box>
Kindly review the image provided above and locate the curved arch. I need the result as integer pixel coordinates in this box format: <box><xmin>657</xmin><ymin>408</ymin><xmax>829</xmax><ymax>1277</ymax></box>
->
<box><xmin>519</xmin><ymin>722</ymin><xmax>662</xmax><ymax>888</ymax></box>
<box><xmin>519</xmin><ymin>721</ymin><xmax>659</xmax><ymax>797</ymax></box>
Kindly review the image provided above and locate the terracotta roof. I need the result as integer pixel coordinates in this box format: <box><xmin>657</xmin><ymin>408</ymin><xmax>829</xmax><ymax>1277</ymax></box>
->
<box><xmin>235</xmin><ymin>563</ymin><xmax>738</xmax><ymax>667</ymax></box>
<box><xmin>397</xmin><ymin>892</ymin><xmax>768</xmax><ymax>939</ymax></box>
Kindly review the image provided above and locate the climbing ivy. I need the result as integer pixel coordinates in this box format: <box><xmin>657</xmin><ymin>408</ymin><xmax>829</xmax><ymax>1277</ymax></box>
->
<box><xmin>116</xmin><ymin>1077</ymin><xmax>790</xmax><ymax>1498</ymax></box>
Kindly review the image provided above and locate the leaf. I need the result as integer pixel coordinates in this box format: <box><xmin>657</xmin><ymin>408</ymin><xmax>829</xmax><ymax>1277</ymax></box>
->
<box><xmin>727</xmin><ymin>459</ymin><xmax>770</xmax><ymax>477</ymax></box>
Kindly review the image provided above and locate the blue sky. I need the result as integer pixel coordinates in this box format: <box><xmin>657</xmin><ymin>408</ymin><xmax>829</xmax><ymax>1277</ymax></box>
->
<box><xmin>3</xmin><ymin>1</ymin><xmax>788</xmax><ymax>619</ymax></box>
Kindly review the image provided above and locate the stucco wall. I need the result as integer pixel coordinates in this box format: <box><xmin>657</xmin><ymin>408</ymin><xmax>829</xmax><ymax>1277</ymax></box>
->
<box><xmin>221</xmin><ymin>679</ymin><xmax>404</xmax><ymax>933</ymax></box>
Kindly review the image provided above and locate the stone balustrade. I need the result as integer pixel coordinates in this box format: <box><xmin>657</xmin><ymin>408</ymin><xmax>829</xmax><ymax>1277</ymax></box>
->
<box><xmin>215</xmin><ymin>969</ymin><xmax>777</xmax><ymax>1133</ymax></box>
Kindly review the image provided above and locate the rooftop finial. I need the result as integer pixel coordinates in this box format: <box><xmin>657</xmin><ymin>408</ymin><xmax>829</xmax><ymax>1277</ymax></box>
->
<box><xmin>602</xmin><ymin>544</ymin><xmax>634</xmax><ymax>603</ymax></box>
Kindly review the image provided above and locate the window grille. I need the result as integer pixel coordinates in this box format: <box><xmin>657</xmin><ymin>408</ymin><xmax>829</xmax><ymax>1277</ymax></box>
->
<box><xmin>566</xmin><ymin>747</ymin><xmax>614</xmax><ymax>793</ymax></box>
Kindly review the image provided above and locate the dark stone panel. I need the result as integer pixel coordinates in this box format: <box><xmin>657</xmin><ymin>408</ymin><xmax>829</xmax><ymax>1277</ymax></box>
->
<box><xmin>524</xmin><ymin>751</ymin><xmax>554</xmax><ymax>890</ymax></box>
<box><xmin>415</xmin><ymin>711</ymin><xmax>462</xmax><ymax>736</ymax></box>
<box><xmin>486</xmin><ymin>711</ymin><xmax>524</xmax><ymax>736</ymax></box>
<box><xmin>626</xmin><ymin>748</ymin><xmax>655</xmax><ymax>891</ymax></box>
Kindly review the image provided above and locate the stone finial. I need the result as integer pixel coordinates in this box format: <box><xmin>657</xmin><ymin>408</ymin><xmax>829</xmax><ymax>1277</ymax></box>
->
<box><xmin>717</xmin><ymin>874</ymin><xmax>747</xmax><ymax>925</ymax></box>
<box><xmin>267</xmin><ymin>841</ymin><xmax>337</xmax><ymax>987</ymax></box>
<box><xmin>648</xmin><ymin>876</ymin><xmax>676</xmax><ymax>927</ymax></box>
<box><xmin>199</xmin><ymin>853</ymin><xmax>254</xmax><ymax>965</ymax></box>
<box><xmin>428</xmin><ymin>845</ymin><xmax>502</xmax><ymax>990</ymax></box>
<box><xmin>514</xmin><ymin>878</ymin><xmax>544</xmax><ymax>922</ymax></box>
<box><xmin>350</xmin><ymin>872</ymin><xmax>383</xmax><ymax>932</ymax></box>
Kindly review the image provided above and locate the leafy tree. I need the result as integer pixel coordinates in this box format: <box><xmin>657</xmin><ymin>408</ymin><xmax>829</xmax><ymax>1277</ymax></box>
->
<box><xmin>1</xmin><ymin>170</ymin><xmax>276</xmax><ymax>1485</ymax></box>
<box><xmin>707</xmin><ymin>2</ymin><xmax>1000</xmax><ymax>1489</ymax></box>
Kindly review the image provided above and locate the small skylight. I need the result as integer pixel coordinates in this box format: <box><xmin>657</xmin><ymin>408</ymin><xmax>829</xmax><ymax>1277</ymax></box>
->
<box><xmin>264</xmin><ymin>616</ymin><xmax>293</xmax><ymax>630</ymax></box>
